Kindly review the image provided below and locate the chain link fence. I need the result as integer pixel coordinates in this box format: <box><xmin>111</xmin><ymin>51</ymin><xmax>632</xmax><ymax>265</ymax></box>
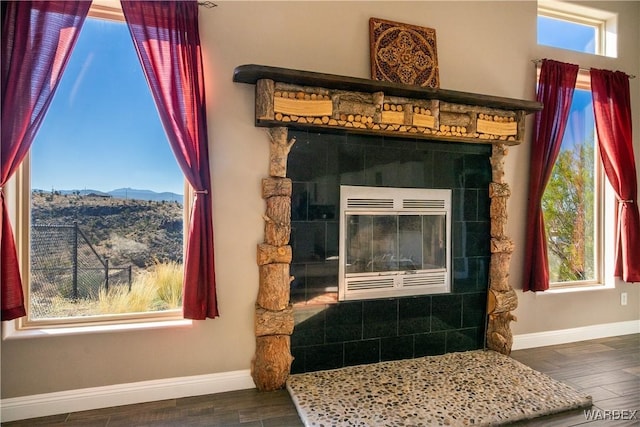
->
<box><xmin>30</xmin><ymin>223</ymin><xmax>132</xmax><ymax>319</ymax></box>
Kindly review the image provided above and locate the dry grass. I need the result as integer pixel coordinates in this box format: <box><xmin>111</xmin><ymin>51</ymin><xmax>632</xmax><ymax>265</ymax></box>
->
<box><xmin>38</xmin><ymin>295</ymin><xmax>101</xmax><ymax>318</ymax></box>
<box><xmin>30</xmin><ymin>261</ymin><xmax>183</xmax><ymax>318</ymax></box>
<box><xmin>98</xmin><ymin>261</ymin><xmax>183</xmax><ymax>314</ymax></box>
<box><xmin>154</xmin><ymin>260</ymin><xmax>183</xmax><ymax>308</ymax></box>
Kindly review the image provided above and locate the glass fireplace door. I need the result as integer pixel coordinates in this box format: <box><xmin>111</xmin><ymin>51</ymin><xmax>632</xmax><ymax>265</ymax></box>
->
<box><xmin>345</xmin><ymin>214</ymin><xmax>446</xmax><ymax>275</ymax></box>
<box><xmin>339</xmin><ymin>185</ymin><xmax>451</xmax><ymax>301</ymax></box>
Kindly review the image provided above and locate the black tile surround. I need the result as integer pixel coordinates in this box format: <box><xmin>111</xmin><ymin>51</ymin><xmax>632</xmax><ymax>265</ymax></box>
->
<box><xmin>287</xmin><ymin>130</ymin><xmax>491</xmax><ymax>374</ymax></box>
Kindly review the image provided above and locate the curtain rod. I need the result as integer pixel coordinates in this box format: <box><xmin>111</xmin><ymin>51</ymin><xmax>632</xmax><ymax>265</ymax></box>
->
<box><xmin>532</xmin><ymin>59</ymin><xmax>636</xmax><ymax>79</ymax></box>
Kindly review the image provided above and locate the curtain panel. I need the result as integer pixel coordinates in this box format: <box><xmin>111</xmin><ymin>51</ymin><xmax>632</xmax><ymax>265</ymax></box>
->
<box><xmin>523</xmin><ymin>59</ymin><xmax>579</xmax><ymax>292</ymax></box>
<box><xmin>590</xmin><ymin>69</ymin><xmax>640</xmax><ymax>283</ymax></box>
<box><xmin>1</xmin><ymin>1</ymin><xmax>90</xmax><ymax>321</ymax></box>
<box><xmin>121</xmin><ymin>0</ymin><xmax>218</xmax><ymax>319</ymax></box>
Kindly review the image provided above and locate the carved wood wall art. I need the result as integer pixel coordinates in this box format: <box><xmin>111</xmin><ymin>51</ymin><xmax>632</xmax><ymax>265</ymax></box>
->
<box><xmin>370</xmin><ymin>17</ymin><xmax>440</xmax><ymax>88</ymax></box>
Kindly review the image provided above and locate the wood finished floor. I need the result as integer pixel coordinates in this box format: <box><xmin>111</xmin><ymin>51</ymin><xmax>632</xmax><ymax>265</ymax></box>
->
<box><xmin>4</xmin><ymin>334</ymin><xmax>639</xmax><ymax>426</ymax></box>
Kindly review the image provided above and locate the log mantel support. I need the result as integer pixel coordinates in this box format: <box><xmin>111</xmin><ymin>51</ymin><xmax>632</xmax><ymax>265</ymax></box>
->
<box><xmin>486</xmin><ymin>144</ymin><xmax>517</xmax><ymax>355</ymax></box>
<box><xmin>251</xmin><ymin>127</ymin><xmax>295</xmax><ymax>391</ymax></box>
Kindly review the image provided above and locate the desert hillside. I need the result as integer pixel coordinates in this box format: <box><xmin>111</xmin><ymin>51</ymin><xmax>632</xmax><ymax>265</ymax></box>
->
<box><xmin>31</xmin><ymin>191</ymin><xmax>183</xmax><ymax>269</ymax></box>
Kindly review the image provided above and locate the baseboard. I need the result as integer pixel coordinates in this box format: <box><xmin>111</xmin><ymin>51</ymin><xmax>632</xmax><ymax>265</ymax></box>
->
<box><xmin>0</xmin><ymin>369</ymin><xmax>254</xmax><ymax>423</ymax></box>
<box><xmin>4</xmin><ymin>321</ymin><xmax>638</xmax><ymax>422</ymax></box>
<box><xmin>512</xmin><ymin>319</ymin><xmax>640</xmax><ymax>350</ymax></box>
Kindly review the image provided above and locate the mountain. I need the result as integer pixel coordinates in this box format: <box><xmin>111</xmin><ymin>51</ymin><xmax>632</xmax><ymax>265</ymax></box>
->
<box><xmin>45</xmin><ymin>188</ymin><xmax>183</xmax><ymax>203</ymax></box>
<box><xmin>108</xmin><ymin>188</ymin><xmax>183</xmax><ymax>203</ymax></box>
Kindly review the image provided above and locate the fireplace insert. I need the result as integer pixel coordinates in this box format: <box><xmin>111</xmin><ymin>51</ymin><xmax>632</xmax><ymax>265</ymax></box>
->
<box><xmin>339</xmin><ymin>185</ymin><xmax>451</xmax><ymax>301</ymax></box>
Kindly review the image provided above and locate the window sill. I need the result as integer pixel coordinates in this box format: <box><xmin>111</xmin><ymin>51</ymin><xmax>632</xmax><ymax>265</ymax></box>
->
<box><xmin>2</xmin><ymin>317</ymin><xmax>193</xmax><ymax>340</ymax></box>
<box><xmin>537</xmin><ymin>282</ymin><xmax>615</xmax><ymax>295</ymax></box>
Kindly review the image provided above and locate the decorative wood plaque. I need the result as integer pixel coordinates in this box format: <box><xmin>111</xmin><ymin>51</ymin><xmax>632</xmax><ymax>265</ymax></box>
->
<box><xmin>369</xmin><ymin>17</ymin><xmax>440</xmax><ymax>88</ymax></box>
<box><xmin>477</xmin><ymin>118</ymin><xmax>518</xmax><ymax>136</ymax></box>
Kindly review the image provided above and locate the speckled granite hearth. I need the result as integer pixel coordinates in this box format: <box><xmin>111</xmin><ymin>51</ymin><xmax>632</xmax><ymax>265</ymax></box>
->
<box><xmin>286</xmin><ymin>350</ymin><xmax>591</xmax><ymax>426</ymax></box>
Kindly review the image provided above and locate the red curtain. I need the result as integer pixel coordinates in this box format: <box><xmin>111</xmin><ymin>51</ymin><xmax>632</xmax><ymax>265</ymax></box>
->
<box><xmin>590</xmin><ymin>69</ymin><xmax>640</xmax><ymax>283</ymax></box>
<box><xmin>523</xmin><ymin>59</ymin><xmax>579</xmax><ymax>292</ymax></box>
<box><xmin>1</xmin><ymin>1</ymin><xmax>90</xmax><ymax>321</ymax></box>
<box><xmin>121</xmin><ymin>1</ymin><xmax>218</xmax><ymax>319</ymax></box>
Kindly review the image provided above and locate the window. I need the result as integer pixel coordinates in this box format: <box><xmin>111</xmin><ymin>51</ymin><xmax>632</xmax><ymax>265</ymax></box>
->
<box><xmin>541</xmin><ymin>78</ymin><xmax>605</xmax><ymax>288</ymax></box>
<box><xmin>534</xmin><ymin>2</ymin><xmax>620</xmax><ymax>290</ymax></box>
<box><xmin>18</xmin><ymin>6</ymin><xmax>187</xmax><ymax>326</ymax></box>
<box><xmin>537</xmin><ymin>0</ymin><xmax>617</xmax><ymax>58</ymax></box>
<box><xmin>537</xmin><ymin>12</ymin><xmax>601</xmax><ymax>55</ymax></box>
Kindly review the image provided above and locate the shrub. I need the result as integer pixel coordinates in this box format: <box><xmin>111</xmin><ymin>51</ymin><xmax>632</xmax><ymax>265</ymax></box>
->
<box><xmin>98</xmin><ymin>261</ymin><xmax>183</xmax><ymax>314</ymax></box>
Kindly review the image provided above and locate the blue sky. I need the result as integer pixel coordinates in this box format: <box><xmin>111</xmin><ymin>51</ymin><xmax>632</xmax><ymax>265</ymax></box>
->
<box><xmin>32</xmin><ymin>14</ymin><xmax>596</xmax><ymax>196</ymax></box>
<box><xmin>565</xmin><ymin>90</ymin><xmax>594</xmax><ymax>150</ymax></box>
<box><xmin>32</xmin><ymin>17</ymin><xmax>184</xmax><ymax>195</ymax></box>
<box><xmin>537</xmin><ymin>15</ymin><xmax>596</xmax><ymax>54</ymax></box>
<box><xmin>537</xmin><ymin>16</ymin><xmax>596</xmax><ymax>150</ymax></box>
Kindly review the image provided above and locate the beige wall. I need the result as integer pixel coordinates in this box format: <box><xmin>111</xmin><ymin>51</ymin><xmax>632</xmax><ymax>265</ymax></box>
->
<box><xmin>2</xmin><ymin>1</ymin><xmax>638</xmax><ymax>399</ymax></box>
<box><xmin>513</xmin><ymin>0</ymin><xmax>640</xmax><ymax>334</ymax></box>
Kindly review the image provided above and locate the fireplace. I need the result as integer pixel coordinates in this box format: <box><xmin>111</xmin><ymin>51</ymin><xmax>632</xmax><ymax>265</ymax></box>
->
<box><xmin>233</xmin><ymin>64</ymin><xmax>541</xmax><ymax>389</ymax></box>
<box><xmin>286</xmin><ymin>130</ymin><xmax>492</xmax><ymax>373</ymax></box>
<box><xmin>339</xmin><ymin>185</ymin><xmax>451</xmax><ymax>301</ymax></box>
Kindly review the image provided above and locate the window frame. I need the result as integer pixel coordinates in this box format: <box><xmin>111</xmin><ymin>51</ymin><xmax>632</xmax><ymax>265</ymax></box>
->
<box><xmin>537</xmin><ymin>69</ymin><xmax>612</xmax><ymax>291</ymax></box>
<box><xmin>537</xmin><ymin>8</ymin><xmax>604</xmax><ymax>55</ymax></box>
<box><xmin>7</xmin><ymin>4</ymin><xmax>191</xmax><ymax>334</ymax></box>
<box><xmin>537</xmin><ymin>0</ymin><xmax>618</xmax><ymax>58</ymax></box>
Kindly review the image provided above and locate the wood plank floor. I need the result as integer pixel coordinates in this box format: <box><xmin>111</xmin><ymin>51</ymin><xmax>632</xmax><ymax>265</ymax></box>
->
<box><xmin>4</xmin><ymin>334</ymin><xmax>638</xmax><ymax>426</ymax></box>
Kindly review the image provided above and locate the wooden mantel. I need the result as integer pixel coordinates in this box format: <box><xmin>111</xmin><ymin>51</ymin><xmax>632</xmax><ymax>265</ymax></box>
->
<box><xmin>234</xmin><ymin>64</ymin><xmax>542</xmax><ymax>391</ymax></box>
<box><xmin>233</xmin><ymin>64</ymin><xmax>541</xmax><ymax>146</ymax></box>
